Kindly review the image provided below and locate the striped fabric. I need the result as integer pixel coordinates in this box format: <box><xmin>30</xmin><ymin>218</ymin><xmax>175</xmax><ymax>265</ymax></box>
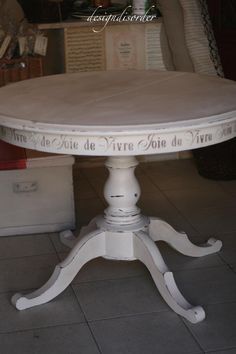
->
<box><xmin>145</xmin><ymin>23</ymin><xmax>169</xmax><ymax>71</ymax></box>
<box><xmin>158</xmin><ymin>0</ymin><xmax>194</xmax><ymax>72</ymax></box>
<box><xmin>179</xmin><ymin>0</ymin><xmax>217</xmax><ymax>76</ymax></box>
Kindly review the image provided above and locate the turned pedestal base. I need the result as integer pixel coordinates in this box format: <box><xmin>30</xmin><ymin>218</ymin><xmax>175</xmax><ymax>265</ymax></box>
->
<box><xmin>12</xmin><ymin>157</ymin><xmax>222</xmax><ymax>324</ymax></box>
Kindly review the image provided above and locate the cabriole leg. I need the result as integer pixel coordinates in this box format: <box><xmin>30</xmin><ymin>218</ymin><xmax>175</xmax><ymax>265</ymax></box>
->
<box><xmin>133</xmin><ymin>230</ymin><xmax>205</xmax><ymax>323</ymax></box>
<box><xmin>148</xmin><ymin>217</ymin><xmax>222</xmax><ymax>257</ymax></box>
<box><xmin>12</xmin><ymin>229</ymin><xmax>106</xmax><ymax>310</ymax></box>
<box><xmin>11</xmin><ymin>155</ymin><xmax>220</xmax><ymax>323</ymax></box>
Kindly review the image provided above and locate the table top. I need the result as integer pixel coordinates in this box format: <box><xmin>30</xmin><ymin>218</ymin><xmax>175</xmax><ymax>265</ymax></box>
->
<box><xmin>0</xmin><ymin>70</ymin><xmax>236</xmax><ymax>156</ymax></box>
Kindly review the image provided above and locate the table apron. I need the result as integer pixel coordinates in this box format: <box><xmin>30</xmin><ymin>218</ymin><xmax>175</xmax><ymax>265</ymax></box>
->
<box><xmin>0</xmin><ymin>122</ymin><xmax>236</xmax><ymax>156</ymax></box>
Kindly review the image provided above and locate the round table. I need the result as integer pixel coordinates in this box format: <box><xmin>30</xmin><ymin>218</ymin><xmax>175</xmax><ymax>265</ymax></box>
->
<box><xmin>1</xmin><ymin>70</ymin><xmax>236</xmax><ymax>324</ymax></box>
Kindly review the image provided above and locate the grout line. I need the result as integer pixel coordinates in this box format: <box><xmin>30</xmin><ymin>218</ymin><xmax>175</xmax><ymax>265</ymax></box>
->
<box><xmin>70</xmin><ymin>284</ymin><xmax>103</xmax><ymax>354</ymax></box>
<box><xmin>83</xmin><ymin>177</ymin><xmax>107</xmax><ymax>207</ymax></box>
<box><xmin>86</xmin><ymin>308</ymin><xmax>171</xmax><ymax>324</ymax></box>
<box><xmin>0</xmin><ymin>251</ymin><xmax>58</xmax><ymax>263</ymax></box>
<box><xmin>86</xmin><ymin>322</ymin><xmax>103</xmax><ymax>354</ymax></box>
<box><xmin>180</xmin><ymin>315</ymin><xmax>205</xmax><ymax>354</ymax></box>
<box><xmin>181</xmin><ymin>316</ymin><xmax>212</xmax><ymax>354</ymax></box>
<box><xmin>0</xmin><ymin>321</ymin><xmax>87</xmax><ymax>336</ymax></box>
<box><xmin>70</xmin><ymin>273</ymin><xmax>151</xmax><ymax>286</ymax></box>
<box><xmin>218</xmin><ymin>255</ymin><xmax>236</xmax><ymax>274</ymax></box>
<box><xmin>182</xmin><ymin>301</ymin><xmax>236</xmax><ymax>351</ymax></box>
<box><xmin>47</xmin><ymin>233</ymin><xmax>68</xmax><ymax>260</ymax></box>
<box><xmin>205</xmin><ymin>345</ymin><xmax>236</xmax><ymax>353</ymax></box>
<box><xmin>172</xmin><ymin>262</ymin><xmax>228</xmax><ymax>274</ymax></box>
<box><xmin>47</xmin><ymin>233</ymin><xmax>62</xmax><ymax>261</ymax></box>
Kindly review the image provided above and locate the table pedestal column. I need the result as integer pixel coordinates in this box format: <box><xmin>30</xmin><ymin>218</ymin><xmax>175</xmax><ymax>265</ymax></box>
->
<box><xmin>12</xmin><ymin>156</ymin><xmax>222</xmax><ymax>324</ymax></box>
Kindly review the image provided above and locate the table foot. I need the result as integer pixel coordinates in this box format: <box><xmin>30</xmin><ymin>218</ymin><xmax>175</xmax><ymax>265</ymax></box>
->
<box><xmin>133</xmin><ymin>230</ymin><xmax>205</xmax><ymax>323</ymax></box>
<box><xmin>12</xmin><ymin>229</ymin><xmax>106</xmax><ymax>310</ymax></box>
<box><xmin>12</xmin><ymin>226</ymin><xmax>205</xmax><ymax>322</ymax></box>
<box><xmin>59</xmin><ymin>230</ymin><xmax>77</xmax><ymax>248</ymax></box>
<box><xmin>148</xmin><ymin>217</ymin><xmax>222</xmax><ymax>257</ymax></box>
<box><xmin>59</xmin><ymin>218</ymin><xmax>97</xmax><ymax>249</ymax></box>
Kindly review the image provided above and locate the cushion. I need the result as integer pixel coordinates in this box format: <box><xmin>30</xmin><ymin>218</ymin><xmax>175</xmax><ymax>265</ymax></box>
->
<box><xmin>158</xmin><ymin>0</ymin><xmax>194</xmax><ymax>72</ymax></box>
<box><xmin>179</xmin><ymin>0</ymin><xmax>217</xmax><ymax>75</ymax></box>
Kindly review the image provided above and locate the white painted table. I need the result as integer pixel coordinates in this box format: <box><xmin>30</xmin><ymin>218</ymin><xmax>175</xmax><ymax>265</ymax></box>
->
<box><xmin>1</xmin><ymin>70</ymin><xmax>236</xmax><ymax>323</ymax></box>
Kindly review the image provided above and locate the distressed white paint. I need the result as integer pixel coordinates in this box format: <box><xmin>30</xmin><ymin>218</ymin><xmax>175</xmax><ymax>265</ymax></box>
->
<box><xmin>12</xmin><ymin>156</ymin><xmax>221</xmax><ymax>324</ymax></box>
<box><xmin>1</xmin><ymin>120</ymin><xmax>236</xmax><ymax>156</ymax></box>
<box><xmin>12</xmin><ymin>226</ymin><xmax>207</xmax><ymax>323</ymax></box>
<box><xmin>1</xmin><ymin>71</ymin><xmax>235</xmax><ymax>323</ymax></box>
<box><xmin>0</xmin><ymin>71</ymin><xmax>236</xmax><ymax>156</ymax></box>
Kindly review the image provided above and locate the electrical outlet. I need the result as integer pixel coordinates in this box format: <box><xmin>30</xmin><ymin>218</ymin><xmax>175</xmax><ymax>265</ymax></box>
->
<box><xmin>13</xmin><ymin>181</ymin><xmax>38</xmax><ymax>193</ymax></box>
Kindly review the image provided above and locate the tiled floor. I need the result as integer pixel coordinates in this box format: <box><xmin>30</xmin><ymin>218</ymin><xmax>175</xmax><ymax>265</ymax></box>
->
<box><xmin>1</xmin><ymin>158</ymin><xmax>236</xmax><ymax>354</ymax></box>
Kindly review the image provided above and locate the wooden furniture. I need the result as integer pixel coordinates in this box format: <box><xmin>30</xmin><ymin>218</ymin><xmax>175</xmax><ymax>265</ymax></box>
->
<box><xmin>0</xmin><ymin>56</ymin><xmax>43</xmax><ymax>87</ymax></box>
<box><xmin>0</xmin><ymin>70</ymin><xmax>236</xmax><ymax>323</ymax></box>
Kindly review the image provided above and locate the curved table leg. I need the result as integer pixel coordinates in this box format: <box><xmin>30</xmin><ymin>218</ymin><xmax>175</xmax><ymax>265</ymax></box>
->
<box><xmin>133</xmin><ymin>230</ymin><xmax>205</xmax><ymax>324</ymax></box>
<box><xmin>148</xmin><ymin>217</ymin><xmax>222</xmax><ymax>257</ymax></box>
<box><xmin>12</xmin><ymin>229</ymin><xmax>106</xmax><ymax>310</ymax></box>
<box><xmin>10</xmin><ymin>156</ymin><xmax>220</xmax><ymax>323</ymax></box>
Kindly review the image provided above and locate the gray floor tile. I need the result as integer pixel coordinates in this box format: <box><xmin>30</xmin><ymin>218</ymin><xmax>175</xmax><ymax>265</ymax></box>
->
<box><xmin>82</xmin><ymin>166</ymin><xmax>108</xmax><ymax>180</ymax></box>
<box><xmin>213</xmin><ymin>232</ymin><xmax>236</xmax><ymax>250</ymax></box>
<box><xmin>138</xmin><ymin>190</ymin><xmax>177</xmax><ymax>216</ymax></box>
<box><xmin>137</xmin><ymin>174</ymin><xmax>162</xmax><ymax>195</ymax></box>
<box><xmin>74</xmin><ymin>178</ymin><xmax>98</xmax><ymax>200</ymax></box>
<box><xmin>144</xmin><ymin>159</ymin><xmax>218</xmax><ymax>191</ymax></box>
<box><xmin>185</xmin><ymin>232</ymin><xmax>217</xmax><ymax>245</ymax></box>
<box><xmin>0</xmin><ymin>234</ymin><xmax>55</xmax><ymax>260</ymax></box>
<box><xmin>142</xmin><ymin>159</ymin><xmax>197</xmax><ymax>175</ymax></box>
<box><xmin>138</xmin><ymin>190</ymin><xmax>178</xmax><ymax>216</ymax></box>
<box><xmin>184</xmin><ymin>207</ymin><xmax>236</xmax><ymax>235</ymax></box>
<box><xmin>0</xmin><ymin>323</ymin><xmax>100</xmax><ymax>354</ymax></box>
<box><xmin>0</xmin><ymin>254</ymin><xmax>59</xmax><ymax>293</ymax></box>
<box><xmin>90</xmin><ymin>312</ymin><xmax>203</xmax><ymax>354</ymax></box>
<box><xmin>73</xmin><ymin>163</ymin><xmax>88</xmax><ymax>179</ymax></box>
<box><xmin>207</xmin><ymin>349</ymin><xmax>236</xmax><ymax>354</ymax></box>
<box><xmin>76</xmin><ymin>198</ymin><xmax>105</xmax><ymax>227</ymax></box>
<box><xmin>231</xmin><ymin>264</ymin><xmax>236</xmax><ymax>273</ymax></box>
<box><xmin>175</xmin><ymin>266</ymin><xmax>236</xmax><ymax>306</ymax></box>
<box><xmin>158</xmin><ymin>242</ymin><xmax>224</xmax><ymax>271</ymax></box>
<box><xmin>73</xmin><ymin>275</ymin><xmax>169</xmax><ymax>321</ymax></box>
<box><xmin>185</xmin><ymin>302</ymin><xmax>236</xmax><ymax>352</ymax></box>
<box><xmin>215</xmin><ymin>233</ymin><xmax>236</xmax><ymax>265</ymax></box>
<box><xmin>134</xmin><ymin>164</ymin><xmax>145</xmax><ymax>176</ymax></box>
<box><xmin>58</xmin><ymin>255</ymin><xmax>148</xmax><ymax>283</ymax></box>
<box><xmin>164</xmin><ymin>185</ymin><xmax>236</xmax><ymax>214</ymax></box>
<box><xmin>87</xmin><ymin>178</ymin><xmax>106</xmax><ymax>199</ymax></box>
<box><xmin>49</xmin><ymin>232</ymin><xmax>71</xmax><ymax>253</ymax></box>
<box><xmin>0</xmin><ymin>289</ymin><xmax>85</xmax><ymax>333</ymax></box>
<box><xmin>188</xmin><ymin>232</ymin><xmax>236</xmax><ymax>251</ymax></box>
<box><xmin>219</xmin><ymin>249</ymin><xmax>236</xmax><ymax>265</ymax></box>
<box><xmin>219</xmin><ymin>180</ymin><xmax>236</xmax><ymax>197</ymax></box>
<box><xmin>138</xmin><ymin>195</ymin><xmax>200</xmax><ymax>237</ymax></box>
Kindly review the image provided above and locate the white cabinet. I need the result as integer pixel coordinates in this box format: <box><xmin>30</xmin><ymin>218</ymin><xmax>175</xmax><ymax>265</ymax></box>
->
<box><xmin>0</xmin><ymin>155</ymin><xmax>75</xmax><ymax>236</ymax></box>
